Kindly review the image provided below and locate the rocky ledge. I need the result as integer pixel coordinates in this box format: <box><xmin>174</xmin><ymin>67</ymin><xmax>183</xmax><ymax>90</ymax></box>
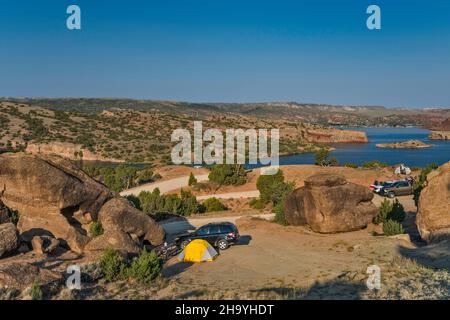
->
<box><xmin>429</xmin><ymin>131</ymin><xmax>450</xmax><ymax>140</ymax></box>
<box><xmin>302</xmin><ymin>128</ymin><xmax>369</xmax><ymax>144</ymax></box>
<box><xmin>376</xmin><ymin>140</ymin><xmax>432</xmax><ymax>149</ymax></box>
<box><xmin>0</xmin><ymin>153</ymin><xmax>165</xmax><ymax>254</ymax></box>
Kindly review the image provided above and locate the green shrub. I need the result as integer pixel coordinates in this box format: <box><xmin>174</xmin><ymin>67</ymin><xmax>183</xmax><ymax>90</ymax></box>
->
<box><xmin>389</xmin><ymin>199</ymin><xmax>406</xmax><ymax>223</ymax></box>
<box><xmin>249</xmin><ymin>198</ymin><xmax>265</xmax><ymax>210</ymax></box>
<box><xmin>127</xmin><ymin>250</ymin><xmax>163</xmax><ymax>284</ymax></box>
<box><xmin>255</xmin><ymin>170</ymin><xmax>293</xmax><ymax>225</ymax></box>
<box><xmin>344</xmin><ymin>163</ymin><xmax>358</xmax><ymax>169</ymax></box>
<box><xmin>362</xmin><ymin>160</ymin><xmax>389</xmax><ymax>169</ymax></box>
<box><xmin>374</xmin><ymin>199</ymin><xmax>392</xmax><ymax>224</ymax></box>
<box><xmin>89</xmin><ymin>221</ymin><xmax>104</xmax><ymax>237</ymax></box>
<box><xmin>202</xmin><ymin>197</ymin><xmax>227</xmax><ymax>212</ymax></box>
<box><xmin>179</xmin><ymin>189</ymin><xmax>201</xmax><ymax>215</ymax></box>
<box><xmin>314</xmin><ymin>149</ymin><xmax>337</xmax><ymax>166</ymax></box>
<box><xmin>208</xmin><ymin>164</ymin><xmax>247</xmax><ymax>186</ymax></box>
<box><xmin>256</xmin><ymin>170</ymin><xmax>294</xmax><ymax>205</ymax></box>
<box><xmin>383</xmin><ymin>219</ymin><xmax>404</xmax><ymax>236</ymax></box>
<box><xmin>314</xmin><ymin>148</ymin><xmax>328</xmax><ymax>166</ymax></box>
<box><xmin>188</xmin><ymin>172</ymin><xmax>197</xmax><ymax>186</ymax></box>
<box><xmin>374</xmin><ymin>199</ymin><xmax>405</xmax><ymax>225</ymax></box>
<box><xmin>138</xmin><ymin>188</ymin><xmax>201</xmax><ymax>217</ymax></box>
<box><xmin>28</xmin><ymin>280</ymin><xmax>44</xmax><ymax>300</ymax></box>
<box><xmin>125</xmin><ymin>194</ymin><xmax>141</xmax><ymax>210</ymax></box>
<box><xmin>273</xmin><ymin>202</ymin><xmax>288</xmax><ymax>226</ymax></box>
<box><xmin>99</xmin><ymin>249</ymin><xmax>127</xmax><ymax>282</ymax></box>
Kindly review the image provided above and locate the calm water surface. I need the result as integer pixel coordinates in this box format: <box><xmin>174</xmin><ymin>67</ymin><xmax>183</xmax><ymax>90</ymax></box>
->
<box><xmin>277</xmin><ymin>127</ymin><xmax>450</xmax><ymax>168</ymax></box>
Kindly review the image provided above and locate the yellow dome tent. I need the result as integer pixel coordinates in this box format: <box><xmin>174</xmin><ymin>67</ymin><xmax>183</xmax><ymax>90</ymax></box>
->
<box><xmin>178</xmin><ymin>239</ymin><xmax>218</xmax><ymax>262</ymax></box>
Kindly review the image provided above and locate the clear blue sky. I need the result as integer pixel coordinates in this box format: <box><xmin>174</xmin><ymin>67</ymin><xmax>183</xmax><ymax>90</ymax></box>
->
<box><xmin>1</xmin><ymin>0</ymin><xmax>450</xmax><ymax>108</ymax></box>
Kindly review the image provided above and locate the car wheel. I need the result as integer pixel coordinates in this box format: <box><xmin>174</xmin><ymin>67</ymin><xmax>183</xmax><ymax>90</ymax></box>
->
<box><xmin>180</xmin><ymin>240</ymin><xmax>190</xmax><ymax>249</ymax></box>
<box><xmin>217</xmin><ymin>239</ymin><xmax>229</xmax><ymax>250</ymax></box>
<box><xmin>387</xmin><ymin>192</ymin><xmax>395</xmax><ymax>199</ymax></box>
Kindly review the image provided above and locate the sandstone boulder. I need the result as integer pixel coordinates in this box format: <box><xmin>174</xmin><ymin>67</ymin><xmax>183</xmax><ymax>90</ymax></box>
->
<box><xmin>84</xmin><ymin>197</ymin><xmax>165</xmax><ymax>253</ymax></box>
<box><xmin>0</xmin><ymin>153</ymin><xmax>165</xmax><ymax>254</ymax></box>
<box><xmin>416</xmin><ymin>162</ymin><xmax>450</xmax><ymax>244</ymax></box>
<box><xmin>98</xmin><ymin>197</ymin><xmax>165</xmax><ymax>246</ymax></box>
<box><xmin>0</xmin><ymin>223</ymin><xmax>19</xmax><ymax>258</ymax></box>
<box><xmin>84</xmin><ymin>229</ymin><xmax>141</xmax><ymax>254</ymax></box>
<box><xmin>284</xmin><ymin>174</ymin><xmax>378</xmax><ymax>233</ymax></box>
<box><xmin>0</xmin><ymin>153</ymin><xmax>112</xmax><ymax>252</ymax></box>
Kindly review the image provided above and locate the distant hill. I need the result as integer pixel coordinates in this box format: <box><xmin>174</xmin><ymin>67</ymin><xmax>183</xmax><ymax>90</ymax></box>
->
<box><xmin>2</xmin><ymin>97</ymin><xmax>449</xmax><ymax>127</ymax></box>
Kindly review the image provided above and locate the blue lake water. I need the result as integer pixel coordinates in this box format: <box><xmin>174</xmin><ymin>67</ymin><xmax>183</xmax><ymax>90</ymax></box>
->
<box><xmin>273</xmin><ymin>127</ymin><xmax>450</xmax><ymax>168</ymax></box>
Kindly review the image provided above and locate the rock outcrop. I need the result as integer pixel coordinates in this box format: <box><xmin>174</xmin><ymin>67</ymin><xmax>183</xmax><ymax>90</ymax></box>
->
<box><xmin>0</xmin><ymin>223</ymin><xmax>19</xmax><ymax>258</ymax></box>
<box><xmin>84</xmin><ymin>198</ymin><xmax>165</xmax><ymax>254</ymax></box>
<box><xmin>376</xmin><ymin>140</ymin><xmax>432</xmax><ymax>149</ymax></box>
<box><xmin>0</xmin><ymin>153</ymin><xmax>165</xmax><ymax>254</ymax></box>
<box><xmin>0</xmin><ymin>262</ymin><xmax>61</xmax><ymax>290</ymax></box>
<box><xmin>416</xmin><ymin>162</ymin><xmax>450</xmax><ymax>244</ymax></box>
<box><xmin>302</xmin><ymin>128</ymin><xmax>368</xmax><ymax>144</ymax></box>
<box><xmin>428</xmin><ymin>131</ymin><xmax>450</xmax><ymax>140</ymax></box>
<box><xmin>284</xmin><ymin>174</ymin><xmax>378</xmax><ymax>233</ymax></box>
<box><xmin>26</xmin><ymin>141</ymin><xmax>123</xmax><ymax>163</ymax></box>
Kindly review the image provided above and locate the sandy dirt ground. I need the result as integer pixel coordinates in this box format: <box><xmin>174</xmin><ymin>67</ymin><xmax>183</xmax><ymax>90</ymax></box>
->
<box><xmin>157</xmin><ymin>194</ymin><xmax>441</xmax><ymax>300</ymax></box>
<box><xmin>159</xmin><ymin>214</ymin><xmax>450</xmax><ymax>299</ymax></box>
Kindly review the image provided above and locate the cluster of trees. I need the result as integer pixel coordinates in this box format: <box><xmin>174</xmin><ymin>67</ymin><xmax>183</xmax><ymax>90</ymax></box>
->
<box><xmin>374</xmin><ymin>198</ymin><xmax>406</xmax><ymax>236</ymax></box>
<box><xmin>99</xmin><ymin>248</ymin><xmax>163</xmax><ymax>285</ymax></box>
<box><xmin>314</xmin><ymin>149</ymin><xmax>338</xmax><ymax>167</ymax></box>
<box><xmin>362</xmin><ymin>160</ymin><xmax>389</xmax><ymax>169</ymax></box>
<box><xmin>208</xmin><ymin>164</ymin><xmax>247</xmax><ymax>186</ymax></box>
<box><xmin>126</xmin><ymin>188</ymin><xmax>227</xmax><ymax>218</ymax></box>
<box><xmin>84</xmin><ymin>164</ymin><xmax>161</xmax><ymax>192</ymax></box>
<box><xmin>129</xmin><ymin>188</ymin><xmax>201</xmax><ymax>217</ymax></box>
<box><xmin>202</xmin><ymin>197</ymin><xmax>227</xmax><ymax>212</ymax></box>
<box><xmin>23</xmin><ymin>116</ymin><xmax>48</xmax><ymax>141</ymax></box>
<box><xmin>252</xmin><ymin>169</ymin><xmax>294</xmax><ymax>225</ymax></box>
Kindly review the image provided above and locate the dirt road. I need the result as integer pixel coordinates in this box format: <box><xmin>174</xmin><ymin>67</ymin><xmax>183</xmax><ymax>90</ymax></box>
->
<box><xmin>120</xmin><ymin>174</ymin><xmax>209</xmax><ymax>196</ymax></box>
<box><xmin>196</xmin><ymin>190</ymin><xmax>260</xmax><ymax>200</ymax></box>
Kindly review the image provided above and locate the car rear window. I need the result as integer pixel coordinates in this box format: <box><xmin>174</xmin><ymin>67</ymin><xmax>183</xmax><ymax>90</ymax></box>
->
<box><xmin>196</xmin><ymin>227</ymin><xmax>210</xmax><ymax>235</ymax></box>
<box><xmin>209</xmin><ymin>225</ymin><xmax>220</xmax><ymax>234</ymax></box>
<box><xmin>220</xmin><ymin>224</ymin><xmax>237</xmax><ymax>233</ymax></box>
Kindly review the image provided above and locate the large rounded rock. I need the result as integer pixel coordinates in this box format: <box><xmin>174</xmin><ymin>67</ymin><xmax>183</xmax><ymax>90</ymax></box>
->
<box><xmin>85</xmin><ymin>198</ymin><xmax>165</xmax><ymax>254</ymax></box>
<box><xmin>0</xmin><ymin>153</ymin><xmax>165</xmax><ymax>253</ymax></box>
<box><xmin>0</xmin><ymin>223</ymin><xmax>19</xmax><ymax>258</ymax></box>
<box><xmin>0</xmin><ymin>153</ymin><xmax>112</xmax><ymax>252</ymax></box>
<box><xmin>84</xmin><ymin>229</ymin><xmax>141</xmax><ymax>254</ymax></box>
<box><xmin>416</xmin><ymin>162</ymin><xmax>450</xmax><ymax>244</ymax></box>
<box><xmin>284</xmin><ymin>174</ymin><xmax>378</xmax><ymax>233</ymax></box>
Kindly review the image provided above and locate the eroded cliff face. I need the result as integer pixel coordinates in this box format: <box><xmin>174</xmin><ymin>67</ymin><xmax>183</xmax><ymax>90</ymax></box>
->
<box><xmin>25</xmin><ymin>142</ymin><xmax>123</xmax><ymax>162</ymax></box>
<box><xmin>302</xmin><ymin>128</ymin><xmax>369</xmax><ymax>143</ymax></box>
